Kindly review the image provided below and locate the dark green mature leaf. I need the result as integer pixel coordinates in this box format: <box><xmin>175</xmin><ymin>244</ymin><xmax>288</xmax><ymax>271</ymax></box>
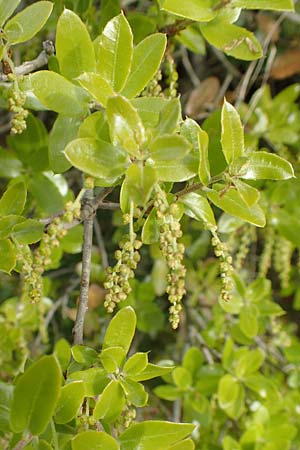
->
<box><xmin>0</xmin><ymin>239</ymin><xmax>16</xmax><ymax>273</ymax></box>
<box><xmin>180</xmin><ymin>192</ymin><xmax>216</xmax><ymax>226</ymax></box>
<box><xmin>221</xmin><ymin>99</ymin><xmax>244</xmax><ymax>164</ymax></box>
<box><xmin>93</xmin><ymin>380</ymin><xmax>125</xmax><ymax>422</ymax></box>
<box><xmin>54</xmin><ymin>381</ymin><xmax>85</xmax><ymax>424</ymax></box>
<box><xmin>30</xmin><ymin>71</ymin><xmax>90</xmax><ymax>116</ymax></box>
<box><xmin>200</xmin><ymin>22</ymin><xmax>262</xmax><ymax>60</ymax></box>
<box><xmin>159</xmin><ymin>0</ymin><xmax>217</xmax><ymax>22</ymax></box>
<box><xmin>0</xmin><ymin>382</ymin><xmax>13</xmax><ymax>435</ymax></box>
<box><xmin>72</xmin><ymin>431</ymin><xmax>119</xmax><ymax>450</ymax></box>
<box><xmin>12</xmin><ymin>219</ymin><xmax>44</xmax><ymax>244</ymax></box>
<box><xmin>49</xmin><ymin>115</ymin><xmax>81</xmax><ymax>173</ymax></box>
<box><xmin>0</xmin><ymin>0</ymin><xmax>21</xmax><ymax>27</ymax></box>
<box><xmin>77</xmin><ymin>73</ymin><xmax>115</xmax><ymax>107</ymax></box>
<box><xmin>99</xmin><ymin>0</ymin><xmax>121</xmax><ymax>31</ymax></box>
<box><xmin>10</xmin><ymin>355</ymin><xmax>61</xmax><ymax>435</ymax></box>
<box><xmin>56</xmin><ymin>9</ymin><xmax>96</xmax><ymax>79</ymax></box>
<box><xmin>103</xmin><ymin>306</ymin><xmax>136</xmax><ymax>356</ymax></box>
<box><xmin>97</xmin><ymin>13</ymin><xmax>133</xmax><ymax>92</ymax></box>
<box><xmin>4</xmin><ymin>1</ymin><xmax>53</xmax><ymax>45</ymax></box>
<box><xmin>64</xmin><ymin>137</ymin><xmax>128</xmax><ymax>182</ymax></box>
<box><xmin>239</xmin><ymin>151</ymin><xmax>294</xmax><ymax>180</ymax></box>
<box><xmin>0</xmin><ymin>181</ymin><xmax>26</xmax><ymax>216</ymax></box>
<box><xmin>119</xmin><ymin>421</ymin><xmax>194</xmax><ymax>450</ymax></box>
<box><xmin>121</xmin><ymin>34</ymin><xmax>167</xmax><ymax>99</ymax></box>
<box><xmin>29</xmin><ymin>173</ymin><xmax>65</xmax><ymax>214</ymax></box>
<box><xmin>232</xmin><ymin>0</ymin><xmax>294</xmax><ymax>10</ymax></box>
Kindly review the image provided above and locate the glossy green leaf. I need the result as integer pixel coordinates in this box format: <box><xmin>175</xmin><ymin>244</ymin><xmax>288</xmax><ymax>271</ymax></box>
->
<box><xmin>29</xmin><ymin>173</ymin><xmax>65</xmax><ymax>214</ymax></box>
<box><xmin>0</xmin><ymin>181</ymin><xmax>26</xmax><ymax>216</ymax></box>
<box><xmin>218</xmin><ymin>374</ymin><xmax>245</xmax><ymax>419</ymax></box>
<box><xmin>54</xmin><ymin>381</ymin><xmax>85</xmax><ymax>424</ymax></box>
<box><xmin>72</xmin><ymin>430</ymin><xmax>119</xmax><ymax>450</ymax></box>
<box><xmin>0</xmin><ymin>215</ymin><xmax>24</xmax><ymax>240</ymax></box>
<box><xmin>167</xmin><ymin>439</ymin><xmax>195</xmax><ymax>450</ymax></box>
<box><xmin>11</xmin><ymin>219</ymin><xmax>44</xmax><ymax>244</ymax></box>
<box><xmin>97</xmin><ymin>13</ymin><xmax>133</xmax><ymax>92</ymax></box>
<box><xmin>0</xmin><ymin>239</ymin><xmax>16</xmax><ymax>273</ymax></box>
<box><xmin>221</xmin><ymin>99</ymin><xmax>244</xmax><ymax>164</ymax></box>
<box><xmin>56</xmin><ymin>9</ymin><xmax>96</xmax><ymax>79</ymax></box>
<box><xmin>93</xmin><ymin>380</ymin><xmax>125</xmax><ymax>422</ymax></box>
<box><xmin>100</xmin><ymin>346</ymin><xmax>126</xmax><ymax>373</ymax></box>
<box><xmin>156</xmin><ymin>98</ymin><xmax>181</xmax><ymax>135</ymax></box>
<box><xmin>0</xmin><ymin>0</ymin><xmax>21</xmax><ymax>27</ymax></box>
<box><xmin>78</xmin><ymin>111</ymin><xmax>110</xmax><ymax>141</ymax></box>
<box><xmin>207</xmin><ymin>186</ymin><xmax>266</xmax><ymax>227</ymax></box>
<box><xmin>200</xmin><ymin>22</ymin><xmax>262</xmax><ymax>60</ymax></box>
<box><xmin>180</xmin><ymin>192</ymin><xmax>216</xmax><ymax>226</ymax></box>
<box><xmin>49</xmin><ymin>115</ymin><xmax>81</xmax><ymax>173</ymax></box>
<box><xmin>30</xmin><ymin>71</ymin><xmax>89</xmax><ymax>116</ymax></box>
<box><xmin>103</xmin><ymin>306</ymin><xmax>136</xmax><ymax>356</ymax></box>
<box><xmin>123</xmin><ymin>164</ymin><xmax>157</xmax><ymax>206</ymax></box>
<box><xmin>68</xmin><ymin>368</ymin><xmax>109</xmax><ymax>397</ymax></box>
<box><xmin>54</xmin><ymin>338</ymin><xmax>71</xmax><ymax>372</ymax></box>
<box><xmin>141</xmin><ymin>208</ymin><xmax>159</xmax><ymax>245</ymax></box>
<box><xmin>10</xmin><ymin>355</ymin><xmax>61</xmax><ymax>435</ymax></box>
<box><xmin>232</xmin><ymin>0</ymin><xmax>294</xmax><ymax>10</ymax></box>
<box><xmin>131</xmin><ymin>97</ymin><xmax>168</xmax><ymax>129</ymax></box>
<box><xmin>77</xmin><ymin>72</ymin><xmax>115</xmax><ymax>107</ymax></box>
<box><xmin>121</xmin><ymin>34</ymin><xmax>167</xmax><ymax>99</ymax></box>
<box><xmin>121</xmin><ymin>378</ymin><xmax>148</xmax><ymax>407</ymax></box>
<box><xmin>130</xmin><ymin>363</ymin><xmax>173</xmax><ymax>382</ymax></box>
<box><xmin>107</xmin><ymin>95</ymin><xmax>145</xmax><ymax>157</ymax></box>
<box><xmin>232</xmin><ymin>179</ymin><xmax>260</xmax><ymax>207</ymax></box>
<box><xmin>159</xmin><ymin>0</ymin><xmax>217</xmax><ymax>22</ymax></box>
<box><xmin>172</xmin><ymin>367</ymin><xmax>192</xmax><ymax>390</ymax></box>
<box><xmin>119</xmin><ymin>421</ymin><xmax>194</xmax><ymax>450</ymax></box>
<box><xmin>146</xmin><ymin>155</ymin><xmax>196</xmax><ymax>182</ymax></box>
<box><xmin>71</xmin><ymin>345</ymin><xmax>98</xmax><ymax>366</ymax></box>
<box><xmin>198</xmin><ymin>128</ymin><xmax>210</xmax><ymax>185</ymax></box>
<box><xmin>4</xmin><ymin>2</ymin><xmax>53</xmax><ymax>45</ymax></box>
<box><xmin>239</xmin><ymin>151</ymin><xmax>295</xmax><ymax>180</ymax></box>
<box><xmin>177</xmin><ymin>24</ymin><xmax>206</xmax><ymax>54</ymax></box>
<box><xmin>64</xmin><ymin>137</ymin><xmax>128</xmax><ymax>181</ymax></box>
<box><xmin>149</xmin><ymin>135</ymin><xmax>191</xmax><ymax>162</ymax></box>
<box><xmin>124</xmin><ymin>352</ymin><xmax>148</xmax><ymax>376</ymax></box>
<box><xmin>239</xmin><ymin>306</ymin><xmax>258</xmax><ymax>339</ymax></box>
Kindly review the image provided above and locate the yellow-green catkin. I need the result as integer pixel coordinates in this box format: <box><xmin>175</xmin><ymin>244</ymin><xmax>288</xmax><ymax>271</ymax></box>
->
<box><xmin>164</xmin><ymin>52</ymin><xmax>178</xmax><ymax>99</ymax></box>
<box><xmin>154</xmin><ymin>191</ymin><xmax>186</xmax><ymax>329</ymax></box>
<box><xmin>210</xmin><ymin>227</ymin><xmax>234</xmax><ymax>302</ymax></box>
<box><xmin>273</xmin><ymin>235</ymin><xmax>293</xmax><ymax>290</ymax></box>
<box><xmin>235</xmin><ymin>225</ymin><xmax>255</xmax><ymax>272</ymax></box>
<box><xmin>142</xmin><ymin>68</ymin><xmax>163</xmax><ymax>97</ymax></box>
<box><xmin>7</xmin><ymin>76</ymin><xmax>28</xmax><ymax>135</ymax></box>
<box><xmin>258</xmin><ymin>226</ymin><xmax>275</xmax><ymax>278</ymax></box>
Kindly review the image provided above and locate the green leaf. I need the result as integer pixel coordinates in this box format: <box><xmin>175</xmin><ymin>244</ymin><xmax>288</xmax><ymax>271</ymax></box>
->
<box><xmin>100</xmin><ymin>346</ymin><xmax>126</xmax><ymax>373</ymax></box>
<box><xmin>124</xmin><ymin>353</ymin><xmax>148</xmax><ymax>376</ymax></box>
<box><xmin>77</xmin><ymin>72</ymin><xmax>115</xmax><ymax>107</ymax></box>
<box><xmin>121</xmin><ymin>34</ymin><xmax>167</xmax><ymax>99</ymax></box>
<box><xmin>221</xmin><ymin>99</ymin><xmax>244</xmax><ymax>164</ymax></box>
<box><xmin>68</xmin><ymin>368</ymin><xmax>109</xmax><ymax>397</ymax></box>
<box><xmin>131</xmin><ymin>97</ymin><xmax>169</xmax><ymax>129</ymax></box>
<box><xmin>78</xmin><ymin>111</ymin><xmax>110</xmax><ymax>141</ymax></box>
<box><xmin>159</xmin><ymin>0</ymin><xmax>217</xmax><ymax>22</ymax></box>
<box><xmin>0</xmin><ymin>215</ymin><xmax>24</xmax><ymax>240</ymax></box>
<box><xmin>177</xmin><ymin>24</ymin><xmax>206</xmax><ymax>54</ymax></box>
<box><xmin>182</xmin><ymin>347</ymin><xmax>204</xmax><ymax>378</ymax></box>
<box><xmin>180</xmin><ymin>192</ymin><xmax>216</xmax><ymax>226</ymax></box>
<box><xmin>148</xmin><ymin>135</ymin><xmax>191</xmax><ymax>162</ymax></box>
<box><xmin>30</xmin><ymin>71</ymin><xmax>89</xmax><ymax>116</ymax></box>
<box><xmin>119</xmin><ymin>421</ymin><xmax>194</xmax><ymax>450</ymax></box>
<box><xmin>28</xmin><ymin>173</ymin><xmax>65</xmax><ymax>214</ymax></box>
<box><xmin>172</xmin><ymin>367</ymin><xmax>192</xmax><ymax>390</ymax></box>
<box><xmin>64</xmin><ymin>138</ymin><xmax>128</xmax><ymax>182</ymax></box>
<box><xmin>97</xmin><ymin>13</ymin><xmax>133</xmax><ymax>92</ymax></box>
<box><xmin>107</xmin><ymin>95</ymin><xmax>145</xmax><ymax>157</ymax></box>
<box><xmin>54</xmin><ymin>338</ymin><xmax>71</xmax><ymax>372</ymax></box>
<box><xmin>121</xmin><ymin>379</ymin><xmax>148</xmax><ymax>407</ymax></box>
<box><xmin>12</xmin><ymin>219</ymin><xmax>44</xmax><ymax>244</ymax></box>
<box><xmin>235</xmin><ymin>348</ymin><xmax>265</xmax><ymax>378</ymax></box>
<box><xmin>239</xmin><ymin>151</ymin><xmax>295</xmax><ymax>180</ymax></box>
<box><xmin>239</xmin><ymin>306</ymin><xmax>259</xmax><ymax>339</ymax></box>
<box><xmin>222</xmin><ymin>436</ymin><xmax>241</xmax><ymax>450</ymax></box>
<box><xmin>10</xmin><ymin>355</ymin><xmax>61</xmax><ymax>435</ymax></box>
<box><xmin>232</xmin><ymin>0</ymin><xmax>294</xmax><ymax>11</ymax></box>
<box><xmin>0</xmin><ymin>0</ymin><xmax>21</xmax><ymax>27</ymax></box>
<box><xmin>232</xmin><ymin>179</ymin><xmax>260</xmax><ymax>207</ymax></box>
<box><xmin>72</xmin><ymin>430</ymin><xmax>119</xmax><ymax>450</ymax></box>
<box><xmin>129</xmin><ymin>363</ymin><xmax>173</xmax><ymax>382</ymax></box>
<box><xmin>207</xmin><ymin>186</ymin><xmax>266</xmax><ymax>227</ymax></box>
<box><xmin>141</xmin><ymin>208</ymin><xmax>159</xmax><ymax>245</ymax></box>
<box><xmin>103</xmin><ymin>306</ymin><xmax>136</xmax><ymax>356</ymax></box>
<box><xmin>56</xmin><ymin>9</ymin><xmax>96</xmax><ymax>79</ymax></box>
<box><xmin>197</xmin><ymin>128</ymin><xmax>210</xmax><ymax>185</ymax></box>
<box><xmin>0</xmin><ymin>382</ymin><xmax>13</xmax><ymax>435</ymax></box>
<box><xmin>167</xmin><ymin>439</ymin><xmax>195</xmax><ymax>450</ymax></box>
<box><xmin>0</xmin><ymin>181</ymin><xmax>26</xmax><ymax>216</ymax></box>
<box><xmin>93</xmin><ymin>380</ymin><xmax>125</xmax><ymax>422</ymax></box>
<box><xmin>200</xmin><ymin>22</ymin><xmax>262</xmax><ymax>60</ymax></box>
<box><xmin>4</xmin><ymin>1</ymin><xmax>53</xmax><ymax>45</ymax></box>
<box><xmin>123</xmin><ymin>164</ymin><xmax>157</xmax><ymax>206</ymax></box>
<box><xmin>154</xmin><ymin>384</ymin><xmax>182</xmax><ymax>401</ymax></box>
<box><xmin>156</xmin><ymin>98</ymin><xmax>181</xmax><ymax>135</ymax></box>
<box><xmin>71</xmin><ymin>345</ymin><xmax>98</xmax><ymax>366</ymax></box>
<box><xmin>49</xmin><ymin>115</ymin><xmax>81</xmax><ymax>173</ymax></box>
<box><xmin>54</xmin><ymin>381</ymin><xmax>85</xmax><ymax>424</ymax></box>
<box><xmin>218</xmin><ymin>374</ymin><xmax>245</xmax><ymax>420</ymax></box>
<box><xmin>0</xmin><ymin>239</ymin><xmax>16</xmax><ymax>273</ymax></box>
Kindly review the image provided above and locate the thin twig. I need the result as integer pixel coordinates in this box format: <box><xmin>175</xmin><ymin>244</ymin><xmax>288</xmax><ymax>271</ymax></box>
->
<box><xmin>73</xmin><ymin>189</ymin><xmax>94</xmax><ymax>345</ymax></box>
<box><xmin>94</xmin><ymin>218</ymin><xmax>109</xmax><ymax>269</ymax></box>
<box><xmin>12</xmin><ymin>435</ymin><xmax>33</xmax><ymax>450</ymax></box>
<box><xmin>180</xmin><ymin>46</ymin><xmax>200</xmax><ymax>88</ymax></box>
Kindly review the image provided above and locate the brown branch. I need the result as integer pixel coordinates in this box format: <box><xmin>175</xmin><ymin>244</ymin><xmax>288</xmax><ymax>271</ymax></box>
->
<box><xmin>160</xmin><ymin>19</ymin><xmax>195</xmax><ymax>36</ymax></box>
<box><xmin>73</xmin><ymin>189</ymin><xmax>94</xmax><ymax>345</ymax></box>
<box><xmin>12</xmin><ymin>435</ymin><xmax>33</xmax><ymax>450</ymax></box>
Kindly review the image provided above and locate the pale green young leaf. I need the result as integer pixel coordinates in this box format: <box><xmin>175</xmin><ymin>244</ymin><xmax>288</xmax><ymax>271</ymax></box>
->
<box><xmin>124</xmin><ymin>353</ymin><xmax>148</xmax><ymax>376</ymax></box>
<box><xmin>0</xmin><ymin>239</ymin><xmax>16</xmax><ymax>273</ymax></box>
<box><xmin>239</xmin><ymin>151</ymin><xmax>294</xmax><ymax>180</ymax></box>
<box><xmin>68</xmin><ymin>368</ymin><xmax>109</xmax><ymax>397</ymax></box>
<box><xmin>78</xmin><ymin>111</ymin><xmax>110</xmax><ymax>141</ymax></box>
<box><xmin>218</xmin><ymin>374</ymin><xmax>245</xmax><ymax>419</ymax></box>
<box><xmin>221</xmin><ymin>99</ymin><xmax>244</xmax><ymax>164</ymax></box>
<box><xmin>121</xmin><ymin>34</ymin><xmax>167</xmax><ymax>99</ymax></box>
<box><xmin>49</xmin><ymin>115</ymin><xmax>81</xmax><ymax>173</ymax></box>
<box><xmin>172</xmin><ymin>367</ymin><xmax>192</xmax><ymax>390</ymax></box>
<box><xmin>141</xmin><ymin>208</ymin><xmax>160</xmax><ymax>244</ymax></box>
<box><xmin>154</xmin><ymin>384</ymin><xmax>182</xmax><ymax>401</ymax></box>
<box><xmin>77</xmin><ymin>72</ymin><xmax>115</xmax><ymax>107</ymax></box>
<box><xmin>64</xmin><ymin>138</ymin><xmax>128</xmax><ymax>182</ymax></box>
<box><xmin>93</xmin><ymin>380</ymin><xmax>125</xmax><ymax>422</ymax></box>
<box><xmin>235</xmin><ymin>348</ymin><xmax>265</xmax><ymax>379</ymax></box>
<box><xmin>232</xmin><ymin>0</ymin><xmax>294</xmax><ymax>11</ymax></box>
<box><xmin>131</xmin><ymin>97</ymin><xmax>169</xmax><ymax>129</ymax></box>
<box><xmin>97</xmin><ymin>13</ymin><xmax>133</xmax><ymax>92</ymax></box>
<box><xmin>72</xmin><ymin>431</ymin><xmax>119</xmax><ymax>450</ymax></box>
<box><xmin>119</xmin><ymin>421</ymin><xmax>194</xmax><ymax>450</ymax></box>
<box><xmin>146</xmin><ymin>156</ymin><xmax>196</xmax><ymax>182</ymax></box>
<box><xmin>222</xmin><ymin>436</ymin><xmax>241</xmax><ymax>450</ymax></box>
<box><xmin>4</xmin><ymin>1</ymin><xmax>53</xmax><ymax>45</ymax></box>
<box><xmin>148</xmin><ymin>135</ymin><xmax>191</xmax><ymax>162</ymax></box>
<box><xmin>166</xmin><ymin>439</ymin><xmax>195</xmax><ymax>450</ymax></box>
<box><xmin>122</xmin><ymin>363</ymin><xmax>173</xmax><ymax>382</ymax></box>
<box><xmin>12</xmin><ymin>219</ymin><xmax>44</xmax><ymax>244</ymax></box>
<box><xmin>103</xmin><ymin>306</ymin><xmax>136</xmax><ymax>355</ymax></box>
<box><xmin>123</xmin><ymin>164</ymin><xmax>157</xmax><ymax>206</ymax></box>
<box><xmin>207</xmin><ymin>186</ymin><xmax>266</xmax><ymax>227</ymax></box>
<box><xmin>56</xmin><ymin>9</ymin><xmax>96</xmax><ymax>79</ymax></box>
<box><xmin>239</xmin><ymin>306</ymin><xmax>259</xmax><ymax>339</ymax></box>
<box><xmin>198</xmin><ymin>128</ymin><xmax>210</xmax><ymax>185</ymax></box>
<box><xmin>156</xmin><ymin>98</ymin><xmax>181</xmax><ymax>135</ymax></box>
<box><xmin>159</xmin><ymin>0</ymin><xmax>217</xmax><ymax>22</ymax></box>
<box><xmin>200</xmin><ymin>22</ymin><xmax>262</xmax><ymax>60</ymax></box>
<box><xmin>182</xmin><ymin>347</ymin><xmax>204</xmax><ymax>377</ymax></box>
<box><xmin>120</xmin><ymin>379</ymin><xmax>148</xmax><ymax>407</ymax></box>
<box><xmin>30</xmin><ymin>71</ymin><xmax>90</xmax><ymax>116</ymax></box>
<box><xmin>71</xmin><ymin>345</ymin><xmax>98</xmax><ymax>366</ymax></box>
<box><xmin>54</xmin><ymin>381</ymin><xmax>85</xmax><ymax>424</ymax></box>
<box><xmin>233</xmin><ymin>179</ymin><xmax>260</xmax><ymax>207</ymax></box>
<box><xmin>180</xmin><ymin>192</ymin><xmax>216</xmax><ymax>227</ymax></box>
<box><xmin>0</xmin><ymin>0</ymin><xmax>21</xmax><ymax>27</ymax></box>
<box><xmin>10</xmin><ymin>355</ymin><xmax>61</xmax><ymax>435</ymax></box>
<box><xmin>54</xmin><ymin>339</ymin><xmax>71</xmax><ymax>372</ymax></box>
<box><xmin>0</xmin><ymin>181</ymin><xmax>26</xmax><ymax>216</ymax></box>
<box><xmin>100</xmin><ymin>346</ymin><xmax>126</xmax><ymax>373</ymax></box>
<box><xmin>107</xmin><ymin>95</ymin><xmax>145</xmax><ymax>157</ymax></box>
<box><xmin>0</xmin><ymin>215</ymin><xmax>25</xmax><ymax>240</ymax></box>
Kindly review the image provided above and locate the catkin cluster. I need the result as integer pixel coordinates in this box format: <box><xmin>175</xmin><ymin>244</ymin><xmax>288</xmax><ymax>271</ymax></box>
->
<box><xmin>235</xmin><ymin>225</ymin><xmax>256</xmax><ymax>272</ymax></box>
<box><xmin>273</xmin><ymin>235</ymin><xmax>293</xmax><ymax>290</ymax></box>
<box><xmin>7</xmin><ymin>85</ymin><xmax>28</xmax><ymax>134</ymax></box>
<box><xmin>164</xmin><ymin>54</ymin><xmax>178</xmax><ymax>98</ymax></box>
<box><xmin>210</xmin><ymin>228</ymin><xmax>233</xmax><ymax>302</ymax></box>
<box><xmin>258</xmin><ymin>226</ymin><xmax>275</xmax><ymax>278</ymax></box>
<box><xmin>154</xmin><ymin>192</ymin><xmax>186</xmax><ymax>329</ymax></box>
<box><xmin>142</xmin><ymin>69</ymin><xmax>163</xmax><ymax>97</ymax></box>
